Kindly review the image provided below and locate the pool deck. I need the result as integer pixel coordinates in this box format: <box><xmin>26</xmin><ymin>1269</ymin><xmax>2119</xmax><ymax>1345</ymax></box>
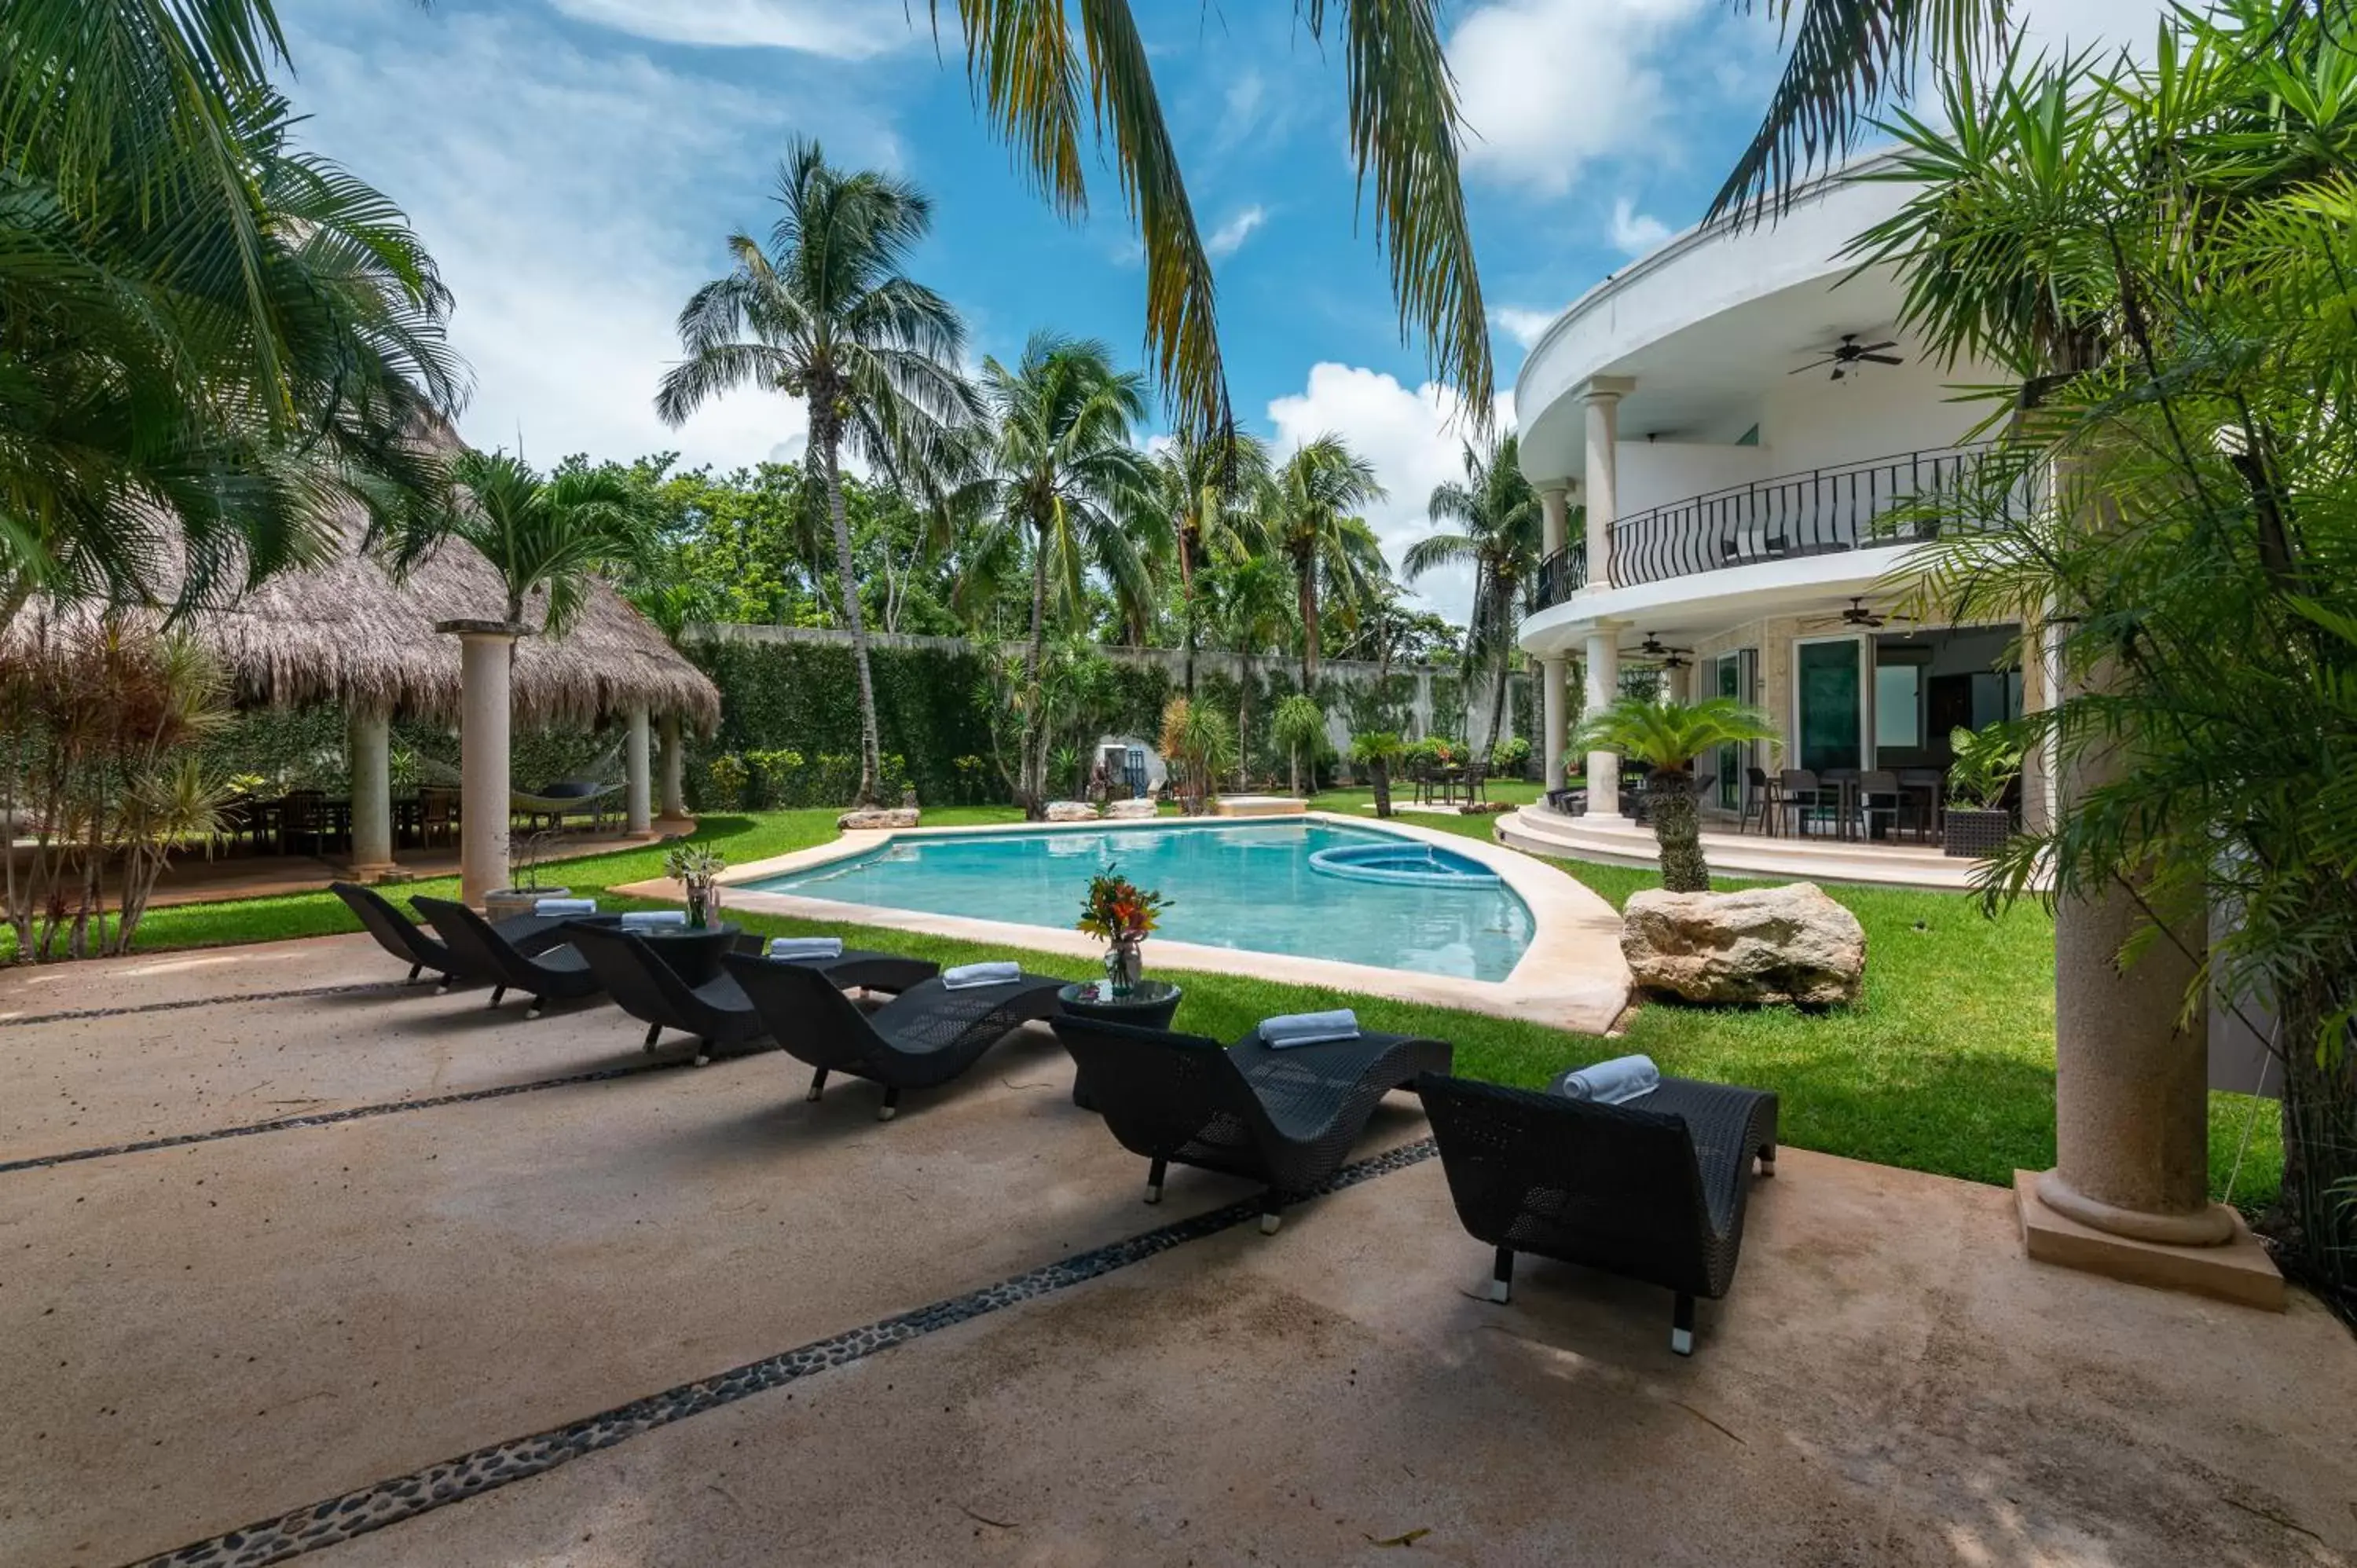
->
<box><xmin>621</xmin><ymin>812</ymin><xmax>1633</xmax><ymax>1037</ymax></box>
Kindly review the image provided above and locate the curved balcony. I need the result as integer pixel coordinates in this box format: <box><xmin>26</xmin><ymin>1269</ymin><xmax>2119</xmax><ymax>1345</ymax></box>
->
<box><xmin>1535</xmin><ymin>444</ymin><xmax>1992</xmax><ymax>609</ymax></box>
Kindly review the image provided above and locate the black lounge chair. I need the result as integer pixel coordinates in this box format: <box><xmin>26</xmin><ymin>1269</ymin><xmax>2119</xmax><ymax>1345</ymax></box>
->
<box><xmin>1417</xmin><ymin>1072</ymin><xmax>1779</xmax><ymax>1355</ymax></box>
<box><xmin>571</xmin><ymin>923</ymin><xmax>940</xmax><ymax>1066</ymax></box>
<box><xmin>330</xmin><ymin>881</ymin><xmax>570</xmax><ymax>990</ymax></box>
<box><xmin>1050</xmin><ymin>1016</ymin><xmax>1452</xmax><ymax>1233</ymax></box>
<box><xmin>723</xmin><ymin>956</ymin><xmax>1067</xmax><ymax>1120</ymax></box>
<box><xmin>411</xmin><ymin>895</ymin><xmax>604</xmax><ymax>1018</ymax></box>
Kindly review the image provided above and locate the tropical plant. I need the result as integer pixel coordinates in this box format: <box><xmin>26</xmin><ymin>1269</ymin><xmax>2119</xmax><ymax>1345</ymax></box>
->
<box><xmin>1203</xmin><ymin>552</ymin><xmax>1297</xmax><ymax>787</ymax></box>
<box><xmin>952</xmin><ymin>334</ymin><xmax>1157</xmax><ymax>817</ymax></box>
<box><xmin>1148</xmin><ymin>428</ymin><xmax>1274</xmax><ymax>694</ymax></box>
<box><xmin>1407</xmin><ymin>432</ymin><xmax>1543</xmax><ymax>750</ymax></box>
<box><xmin>1270</xmin><ymin>694</ymin><xmax>1328</xmax><ymax>797</ymax></box>
<box><xmin>2</xmin><ymin>16</ymin><xmax>464</xmax><ymax>620</ymax></box>
<box><xmin>1857</xmin><ymin>0</ymin><xmax>2357</xmax><ymax>1295</ymax></box>
<box><xmin>658</xmin><ymin>139</ymin><xmax>975</xmax><ymax>807</ymax></box>
<box><xmin>434</xmin><ymin>452</ymin><xmax>646</xmax><ymax>635</ymax></box>
<box><xmin>1575</xmin><ymin>697</ymin><xmax>1780</xmax><ymax>892</ymax></box>
<box><xmin>1947</xmin><ymin>725</ymin><xmax>2021</xmax><ymax>811</ymax></box>
<box><xmin>1489</xmin><ymin>735</ymin><xmax>1532</xmax><ymax>778</ymax></box>
<box><xmin>1270</xmin><ymin>437</ymin><xmax>1387</xmax><ymax>688</ymax></box>
<box><xmin>1350</xmin><ymin>729</ymin><xmax>1404</xmax><ymax>818</ymax></box>
<box><xmin>1157</xmin><ymin>695</ymin><xmax>1234</xmax><ymax>816</ymax></box>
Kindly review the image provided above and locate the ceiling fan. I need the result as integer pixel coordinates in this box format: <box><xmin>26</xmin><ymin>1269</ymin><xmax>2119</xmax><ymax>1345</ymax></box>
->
<box><xmin>1804</xmin><ymin>597</ymin><xmax>1914</xmax><ymax>631</ymax></box>
<box><xmin>1791</xmin><ymin>333</ymin><xmax>1904</xmax><ymax>382</ymax></box>
<box><xmin>1635</xmin><ymin>630</ymin><xmax>1695</xmax><ymax>669</ymax></box>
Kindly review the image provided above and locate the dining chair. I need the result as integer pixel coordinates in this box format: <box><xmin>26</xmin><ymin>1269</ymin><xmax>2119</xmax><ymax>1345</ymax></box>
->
<box><xmin>1896</xmin><ymin>768</ymin><xmax>1945</xmax><ymax>844</ymax></box>
<box><xmin>1779</xmin><ymin>770</ymin><xmax>1826</xmax><ymax>838</ymax></box>
<box><xmin>279</xmin><ymin>789</ymin><xmax>330</xmax><ymax>855</ymax></box>
<box><xmin>1742</xmin><ymin>767</ymin><xmax>1781</xmax><ymax>837</ymax></box>
<box><xmin>1857</xmin><ymin>771</ymin><xmax>1905</xmax><ymax>843</ymax></box>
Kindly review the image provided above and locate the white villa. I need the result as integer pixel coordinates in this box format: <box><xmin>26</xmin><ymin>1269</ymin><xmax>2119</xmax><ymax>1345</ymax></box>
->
<box><xmin>1504</xmin><ymin>159</ymin><xmax>2040</xmax><ymax>885</ymax></box>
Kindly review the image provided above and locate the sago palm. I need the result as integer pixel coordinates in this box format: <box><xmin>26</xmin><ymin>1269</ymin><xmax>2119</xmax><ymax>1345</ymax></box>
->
<box><xmin>1406</xmin><ymin>431</ymin><xmax>1543</xmax><ymax>752</ymax></box>
<box><xmin>951</xmin><ymin>334</ymin><xmax>1157</xmax><ymax>818</ymax></box>
<box><xmin>1575</xmin><ymin>697</ymin><xmax>1780</xmax><ymax>892</ymax></box>
<box><xmin>1271</xmin><ymin>437</ymin><xmax>1387</xmax><ymax>689</ymax></box>
<box><xmin>658</xmin><ymin>139</ymin><xmax>975</xmax><ymax>807</ymax></box>
<box><xmin>442</xmin><ymin>452</ymin><xmax>647</xmax><ymax>636</ymax></box>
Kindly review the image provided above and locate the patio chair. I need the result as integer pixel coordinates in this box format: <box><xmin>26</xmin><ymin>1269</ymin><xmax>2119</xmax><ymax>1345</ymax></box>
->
<box><xmin>1417</xmin><ymin>1072</ymin><xmax>1779</xmax><ymax>1355</ymax></box>
<box><xmin>1779</xmin><ymin>769</ymin><xmax>1828</xmax><ymax>837</ymax></box>
<box><xmin>1050</xmin><ymin>1015</ymin><xmax>1453</xmax><ymax>1234</ymax></box>
<box><xmin>722</xmin><ymin>956</ymin><xmax>1067</xmax><ymax>1120</ymax></box>
<box><xmin>1857</xmin><ymin>770</ymin><xmax>1905</xmax><ymax>843</ymax></box>
<box><xmin>416</xmin><ymin>785</ymin><xmax>459</xmax><ymax>848</ymax></box>
<box><xmin>1741</xmin><ymin>767</ymin><xmax>1781</xmax><ymax>836</ymax></box>
<box><xmin>330</xmin><ymin>881</ymin><xmax>571</xmax><ymax>989</ymax></box>
<box><xmin>573</xmin><ymin>924</ymin><xmax>940</xmax><ymax>1064</ymax></box>
<box><xmin>411</xmin><ymin>895</ymin><xmax>605</xmax><ymax>1018</ymax></box>
<box><xmin>1897</xmin><ymin>768</ymin><xmax>1945</xmax><ymax>844</ymax></box>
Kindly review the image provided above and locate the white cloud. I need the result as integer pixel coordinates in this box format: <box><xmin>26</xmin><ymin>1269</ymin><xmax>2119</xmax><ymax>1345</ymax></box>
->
<box><xmin>1607</xmin><ymin>197</ymin><xmax>1671</xmax><ymax>255</ymax></box>
<box><xmin>1491</xmin><ymin>306</ymin><xmax>1560</xmax><ymax>350</ymax></box>
<box><xmin>1206</xmin><ymin>205</ymin><xmax>1269</xmax><ymax>259</ymax></box>
<box><xmin>1448</xmin><ymin>0</ymin><xmax>1713</xmax><ymax>196</ymax></box>
<box><xmin>2011</xmin><ymin>0</ymin><xmax>2174</xmax><ymax>57</ymax></box>
<box><xmin>1265</xmin><ymin>365</ymin><xmax>1516</xmax><ymax>625</ymax></box>
<box><xmin>546</xmin><ymin>0</ymin><xmax>915</xmax><ymax>57</ymax></box>
<box><xmin>282</xmin><ymin>2</ymin><xmax>907</xmax><ymax>473</ymax></box>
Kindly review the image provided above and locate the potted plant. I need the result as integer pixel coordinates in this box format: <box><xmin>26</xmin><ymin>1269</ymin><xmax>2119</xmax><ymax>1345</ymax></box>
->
<box><xmin>1351</xmin><ymin>731</ymin><xmax>1404</xmax><ymax>818</ymax></box>
<box><xmin>663</xmin><ymin>843</ymin><xmax>727</xmax><ymax>927</ymax></box>
<box><xmin>1944</xmin><ymin>725</ymin><xmax>2021</xmax><ymax>859</ymax></box>
<box><xmin>482</xmin><ymin>830</ymin><xmax>566</xmax><ymax>921</ymax></box>
<box><xmin>1076</xmin><ymin>866</ymin><xmax>1168</xmax><ymax>997</ymax></box>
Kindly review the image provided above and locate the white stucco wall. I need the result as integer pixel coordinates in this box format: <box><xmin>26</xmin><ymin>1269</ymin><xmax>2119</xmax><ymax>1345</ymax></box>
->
<box><xmin>1613</xmin><ymin>441</ymin><xmax>1772</xmax><ymax>518</ymax></box>
<box><xmin>1756</xmin><ymin>350</ymin><xmax>1989</xmax><ymax>474</ymax></box>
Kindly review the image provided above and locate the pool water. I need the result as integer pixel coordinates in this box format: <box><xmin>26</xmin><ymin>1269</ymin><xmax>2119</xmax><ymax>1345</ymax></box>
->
<box><xmin>747</xmin><ymin>819</ymin><xmax>1535</xmax><ymax>981</ymax></box>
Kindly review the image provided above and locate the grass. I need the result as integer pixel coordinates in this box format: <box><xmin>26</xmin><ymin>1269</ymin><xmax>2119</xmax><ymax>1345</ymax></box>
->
<box><xmin>22</xmin><ymin>789</ymin><xmax>2285</xmax><ymax>1212</ymax></box>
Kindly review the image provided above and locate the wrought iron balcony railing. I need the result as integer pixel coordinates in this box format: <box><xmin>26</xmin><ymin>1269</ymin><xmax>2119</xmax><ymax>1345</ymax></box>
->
<box><xmin>1534</xmin><ymin>539</ymin><xmax>1587</xmax><ymax>606</ymax></box>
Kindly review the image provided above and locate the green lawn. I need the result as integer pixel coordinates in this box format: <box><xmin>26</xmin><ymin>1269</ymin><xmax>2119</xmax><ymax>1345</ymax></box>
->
<box><xmin>24</xmin><ymin>793</ymin><xmax>2284</xmax><ymax>1211</ymax></box>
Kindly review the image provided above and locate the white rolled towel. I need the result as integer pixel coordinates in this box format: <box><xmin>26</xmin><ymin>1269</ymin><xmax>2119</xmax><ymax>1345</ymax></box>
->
<box><xmin>941</xmin><ymin>961</ymin><xmax>1021</xmax><ymax>990</ymax></box>
<box><xmin>620</xmin><ymin>910</ymin><xmax>687</xmax><ymax>929</ymax></box>
<box><xmin>768</xmin><ymin>936</ymin><xmax>845</xmax><ymax>960</ymax></box>
<box><xmin>1259</xmin><ymin>1009</ymin><xmax>1362</xmax><ymax>1048</ymax></box>
<box><xmin>1553</xmin><ymin>1054</ymin><xmax>1660</xmax><ymax>1105</ymax></box>
<box><xmin>533</xmin><ymin>897</ymin><xmax>597</xmax><ymax>916</ymax></box>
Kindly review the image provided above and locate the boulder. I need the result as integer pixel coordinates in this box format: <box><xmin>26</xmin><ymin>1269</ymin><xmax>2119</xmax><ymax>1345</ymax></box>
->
<box><xmin>1044</xmin><ymin>800</ymin><xmax>1101</xmax><ymax>822</ymax></box>
<box><xmin>1105</xmin><ymin>798</ymin><xmax>1157</xmax><ymax>819</ymax></box>
<box><xmin>837</xmin><ymin>808</ymin><xmax>919</xmax><ymax>830</ymax></box>
<box><xmin>1620</xmin><ymin>882</ymin><xmax>1866</xmax><ymax>1007</ymax></box>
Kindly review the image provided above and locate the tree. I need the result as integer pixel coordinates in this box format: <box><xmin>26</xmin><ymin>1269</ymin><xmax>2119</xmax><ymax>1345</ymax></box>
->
<box><xmin>1351</xmin><ymin>730</ymin><xmax>1405</xmax><ymax>817</ymax></box>
<box><xmin>658</xmin><ymin>139</ymin><xmax>974</xmax><ymax>808</ymax></box>
<box><xmin>1148</xmin><ymin>429</ymin><xmax>1274</xmax><ymax>694</ymax></box>
<box><xmin>1270</xmin><ymin>694</ymin><xmax>1327</xmax><ymax>797</ymax></box>
<box><xmin>1407</xmin><ymin>432</ymin><xmax>1542</xmax><ymax>751</ymax></box>
<box><xmin>1204</xmin><ymin>553</ymin><xmax>1297</xmax><ymax>788</ymax></box>
<box><xmin>1574</xmin><ymin>697</ymin><xmax>1780</xmax><ymax>892</ymax></box>
<box><xmin>1270</xmin><ymin>437</ymin><xmax>1387</xmax><ymax>689</ymax></box>
<box><xmin>953</xmin><ymin>334</ymin><xmax>1157</xmax><ymax>817</ymax></box>
<box><xmin>442</xmin><ymin>452</ymin><xmax>646</xmax><ymax>635</ymax></box>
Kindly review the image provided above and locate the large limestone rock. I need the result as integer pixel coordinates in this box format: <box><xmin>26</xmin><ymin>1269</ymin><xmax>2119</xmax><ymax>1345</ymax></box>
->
<box><xmin>837</xmin><ymin>807</ymin><xmax>919</xmax><ymax>830</ymax></box>
<box><xmin>1105</xmin><ymin>797</ymin><xmax>1157</xmax><ymax>819</ymax></box>
<box><xmin>1621</xmin><ymin>882</ymin><xmax>1866</xmax><ymax>1007</ymax></box>
<box><xmin>1044</xmin><ymin>800</ymin><xmax>1101</xmax><ymax>822</ymax></box>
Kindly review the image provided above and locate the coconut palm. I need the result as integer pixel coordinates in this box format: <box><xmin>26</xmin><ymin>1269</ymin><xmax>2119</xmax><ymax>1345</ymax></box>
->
<box><xmin>658</xmin><ymin>140</ymin><xmax>974</xmax><ymax>807</ymax></box>
<box><xmin>441</xmin><ymin>452</ymin><xmax>647</xmax><ymax>636</ymax></box>
<box><xmin>951</xmin><ymin>334</ymin><xmax>1157</xmax><ymax>817</ymax></box>
<box><xmin>1406</xmin><ymin>432</ymin><xmax>1544</xmax><ymax>752</ymax></box>
<box><xmin>1575</xmin><ymin>697</ymin><xmax>1780</xmax><ymax>892</ymax></box>
<box><xmin>1204</xmin><ymin>552</ymin><xmax>1297</xmax><ymax>788</ymax></box>
<box><xmin>1270</xmin><ymin>694</ymin><xmax>1327</xmax><ymax>797</ymax></box>
<box><xmin>1148</xmin><ymin>428</ymin><xmax>1274</xmax><ymax>694</ymax></box>
<box><xmin>1270</xmin><ymin>437</ymin><xmax>1387</xmax><ymax>689</ymax></box>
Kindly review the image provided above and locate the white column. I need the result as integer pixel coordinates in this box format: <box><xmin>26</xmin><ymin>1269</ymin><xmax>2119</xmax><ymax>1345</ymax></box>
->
<box><xmin>658</xmin><ymin>713</ymin><xmax>687</xmax><ymax>820</ymax></box>
<box><xmin>625</xmin><ymin>705</ymin><xmax>652</xmax><ymax>835</ymax></box>
<box><xmin>1582</xmin><ymin>379</ymin><xmax>1633</xmax><ymax>588</ymax></box>
<box><xmin>1667</xmin><ymin>662</ymin><xmax>1692</xmax><ymax>705</ymax></box>
<box><xmin>1540</xmin><ymin>482</ymin><xmax>1569</xmax><ymax>557</ymax></box>
<box><xmin>1541</xmin><ymin>655</ymin><xmax>1569</xmax><ymax>793</ymax></box>
<box><xmin>442</xmin><ymin>621</ymin><xmax>521</xmax><ymax>907</ymax></box>
<box><xmin>345</xmin><ymin>708</ymin><xmax>395</xmax><ymax>878</ymax></box>
<box><xmin>1584</xmin><ymin>628</ymin><xmax>1622</xmax><ymax>818</ymax></box>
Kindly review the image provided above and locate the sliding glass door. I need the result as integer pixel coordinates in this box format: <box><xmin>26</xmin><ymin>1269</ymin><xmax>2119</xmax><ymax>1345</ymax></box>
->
<box><xmin>1794</xmin><ymin>636</ymin><xmax>1865</xmax><ymax>774</ymax></box>
<box><xmin>1712</xmin><ymin>650</ymin><xmax>1757</xmax><ymax>810</ymax></box>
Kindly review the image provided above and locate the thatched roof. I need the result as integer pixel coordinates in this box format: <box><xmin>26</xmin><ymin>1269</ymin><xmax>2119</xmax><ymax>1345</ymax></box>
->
<box><xmin>10</xmin><ymin>523</ymin><xmax>720</xmax><ymax>733</ymax></box>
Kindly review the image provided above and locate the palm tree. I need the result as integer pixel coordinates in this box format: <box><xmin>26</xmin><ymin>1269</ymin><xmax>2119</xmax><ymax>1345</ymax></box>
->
<box><xmin>1270</xmin><ymin>694</ymin><xmax>1327</xmax><ymax>797</ymax></box>
<box><xmin>1406</xmin><ymin>432</ymin><xmax>1543</xmax><ymax>753</ymax></box>
<box><xmin>1574</xmin><ymin>697</ymin><xmax>1780</xmax><ymax>892</ymax></box>
<box><xmin>1270</xmin><ymin>437</ymin><xmax>1387</xmax><ymax>690</ymax></box>
<box><xmin>1147</xmin><ymin>428</ymin><xmax>1273</xmax><ymax>695</ymax></box>
<box><xmin>442</xmin><ymin>452</ymin><xmax>646</xmax><ymax>635</ymax></box>
<box><xmin>658</xmin><ymin>140</ymin><xmax>974</xmax><ymax>807</ymax></box>
<box><xmin>1204</xmin><ymin>553</ymin><xmax>1297</xmax><ymax>789</ymax></box>
<box><xmin>953</xmin><ymin>334</ymin><xmax>1157</xmax><ymax>818</ymax></box>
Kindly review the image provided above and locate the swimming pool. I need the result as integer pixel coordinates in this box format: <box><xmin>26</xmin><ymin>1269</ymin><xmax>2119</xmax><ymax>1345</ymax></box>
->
<box><xmin>743</xmin><ymin>819</ymin><xmax>1536</xmax><ymax>981</ymax></box>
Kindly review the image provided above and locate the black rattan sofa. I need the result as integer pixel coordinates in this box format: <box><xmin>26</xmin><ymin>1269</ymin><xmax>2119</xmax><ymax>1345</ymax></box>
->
<box><xmin>570</xmin><ymin>923</ymin><xmax>940</xmax><ymax>1065</ymax></box>
<box><xmin>412</xmin><ymin>895</ymin><xmax>605</xmax><ymax>1018</ymax></box>
<box><xmin>723</xmin><ymin>956</ymin><xmax>1066</xmax><ymax>1120</ymax></box>
<box><xmin>330</xmin><ymin>881</ymin><xmax>569</xmax><ymax>989</ymax></box>
<box><xmin>1052</xmin><ymin>1016</ymin><xmax>1452</xmax><ymax>1233</ymax></box>
<box><xmin>1417</xmin><ymin>1071</ymin><xmax>1779</xmax><ymax>1355</ymax></box>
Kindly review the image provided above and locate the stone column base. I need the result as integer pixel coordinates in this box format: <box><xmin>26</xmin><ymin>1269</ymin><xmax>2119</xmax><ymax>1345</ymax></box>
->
<box><xmin>343</xmin><ymin>862</ymin><xmax>403</xmax><ymax>885</ymax></box>
<box><xmin>2014</xmin><ymin>1171</ymin><xmax>2283</xmax><ymax>1310</ymax></box>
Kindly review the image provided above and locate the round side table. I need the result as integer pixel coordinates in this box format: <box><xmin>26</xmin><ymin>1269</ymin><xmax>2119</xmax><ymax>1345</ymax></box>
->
<box><xmin>1056</xmin><ymin>979</ymin><xmax>1184</xmax><ymax>1110</ymax></box>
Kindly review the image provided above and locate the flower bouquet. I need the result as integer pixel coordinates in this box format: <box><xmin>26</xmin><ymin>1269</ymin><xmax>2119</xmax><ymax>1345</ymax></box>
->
<box><xmin>1076</xmin><ymin>866</ymin><xmax>1168</xmax><ymax>997</ymax></box>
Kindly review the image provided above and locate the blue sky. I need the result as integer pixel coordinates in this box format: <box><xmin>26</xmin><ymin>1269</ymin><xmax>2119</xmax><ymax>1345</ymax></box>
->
<box><xmin>278</xmin><ymin>0</ymin><xmax>2165</xmax><ymax>621</ymax></box>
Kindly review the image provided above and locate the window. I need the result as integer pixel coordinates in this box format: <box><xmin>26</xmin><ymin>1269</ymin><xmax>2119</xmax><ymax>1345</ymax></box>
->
<box><xmin>1875</xmin><ymin>663</ymin><xmax>1923</xmax><ymax>749</ymax></box>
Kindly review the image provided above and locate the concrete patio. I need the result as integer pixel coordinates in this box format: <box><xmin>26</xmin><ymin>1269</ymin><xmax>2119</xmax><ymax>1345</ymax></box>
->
<box><xmin>1</xmin><ymin>936</ymin><xmax>2351</xmax><ymax>1566</ymax></box>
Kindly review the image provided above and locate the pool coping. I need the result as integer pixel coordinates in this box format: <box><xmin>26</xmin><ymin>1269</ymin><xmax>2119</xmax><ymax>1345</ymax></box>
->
<box><xmin>613</xmin><ymin>813</ymin><xmax>1632</xmax><ymax>1035</ymax></box>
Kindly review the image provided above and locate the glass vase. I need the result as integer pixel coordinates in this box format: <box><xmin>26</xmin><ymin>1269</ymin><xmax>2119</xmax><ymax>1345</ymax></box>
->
<box><xmin>1105</xmin><ymin>937</ymin><xmax>1143</xmax><ymax>998</ymax></box>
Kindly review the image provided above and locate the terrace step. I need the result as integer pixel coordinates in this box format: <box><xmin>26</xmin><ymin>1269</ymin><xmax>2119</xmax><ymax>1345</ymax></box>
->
<box><xmin>1213</xmin><ymin>795</ymin><xmax>1308</xmax><ymax>818</ymax></box>
<box><xmin>1497</xmin><ymin>806</ymin><xmax>1989</xmax><ymax>892</ymax></box>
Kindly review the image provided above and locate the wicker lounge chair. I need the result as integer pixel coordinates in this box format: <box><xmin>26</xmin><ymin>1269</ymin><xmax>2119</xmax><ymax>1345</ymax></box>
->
<box><xmin>1050</xmin><ymin>1016</ymin><xmax>1452</xmax><ymax>1233</ymax></box>
<box><xmin>722</xmin><ymin>956</ymin><xmax>1067</xmax><ymax>1120</ymax></box>
<box><xmin>330</xmin><ymin>881</ymin><xmax>571</xmax><ymax>990</ymax></box>
<box><xmin>571</xmin><ymin>923</ymin><xmax>939</xmax><ymax>1065</ymax></box>
<box><xmin>411</xmin><ymin>896</ymin><xmax>605</xmax><ymax>1018</ymax></box>
<box><xmin>1417</xmin><ymin>1072</ymin><xmax>1779</xmax><ymax>1355</ymax></box>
